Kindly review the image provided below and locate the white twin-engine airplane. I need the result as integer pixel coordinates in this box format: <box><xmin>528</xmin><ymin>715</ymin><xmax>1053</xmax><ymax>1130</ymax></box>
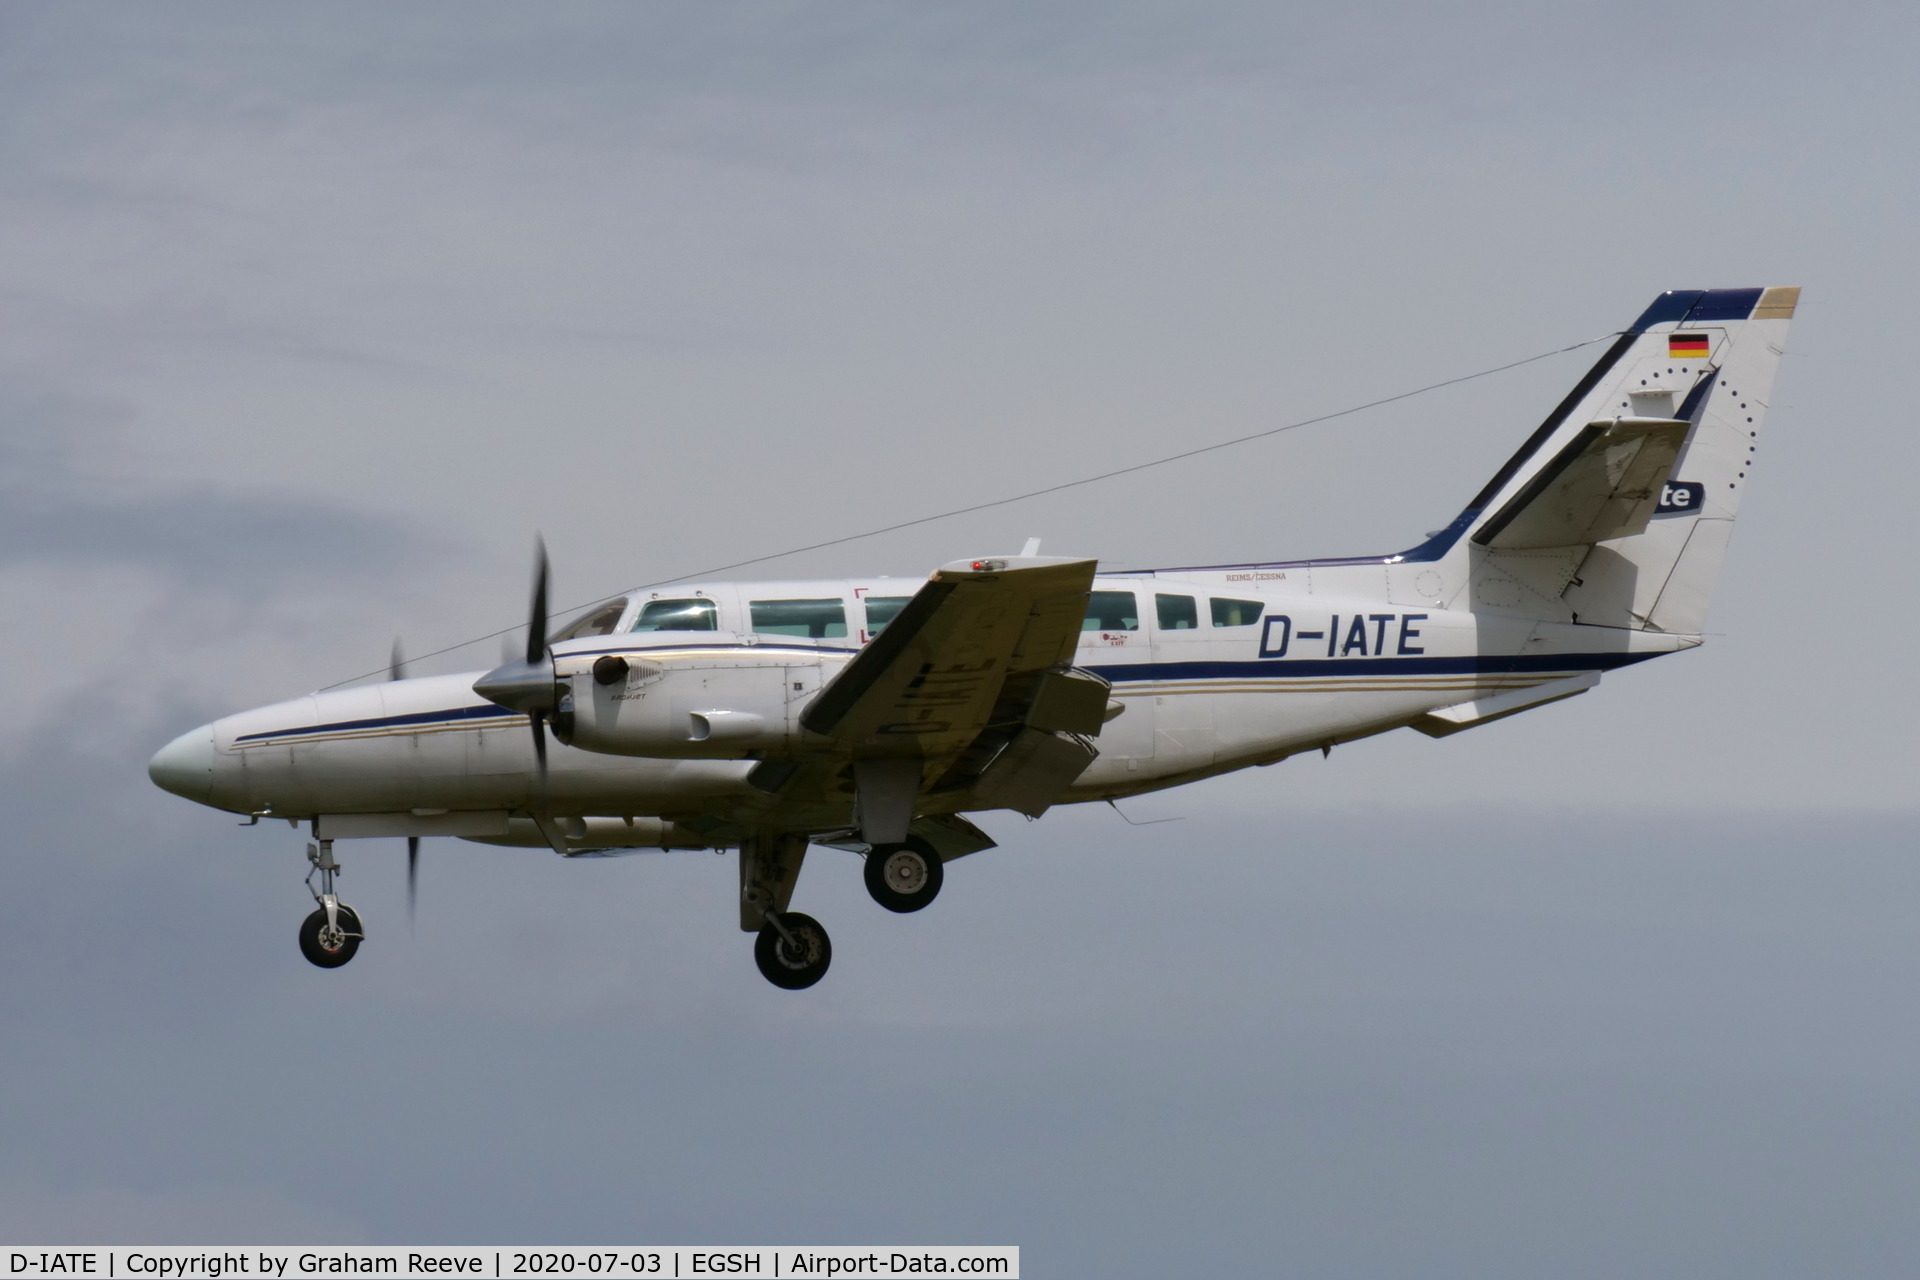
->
<box><xmin>150</xmin><ymin>286</ymin><xmax>1797</xmax><ymax>988</ymax></box>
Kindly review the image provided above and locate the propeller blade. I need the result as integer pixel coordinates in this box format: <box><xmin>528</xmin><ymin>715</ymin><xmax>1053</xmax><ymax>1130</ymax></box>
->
<box><xmin>527</xmin><ymin>538</ymin><xmax>552</xmax><ymax>789</ymax></box>
<box><xmin>526</xmin><ymin>536</ymin><xmax>550</xmax><ymax>668</ymax></box>
<box><xmin>389</xmin><ymin>638</ymin><xmax>407</xmax><ymax>683</ymax></box>
<box><xmin>474</xmin><ymin>537</ymin><xmax>558</xmax><ymax>796</ymax></box>
<box><xmin>406</xmin><ymin>835</ymin><xmax>419</xmax><ymax>925</ymax></box>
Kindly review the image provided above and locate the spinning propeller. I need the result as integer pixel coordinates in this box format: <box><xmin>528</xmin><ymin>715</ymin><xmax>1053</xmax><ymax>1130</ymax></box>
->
<box><xmin>388</xmin><ymin>638</ymin><xmax>422</xmax><ymax>922</ymax></box>
<box><xmin>472</xmin><ymin>538</ymin><xmax>559</xmax><ymax>786</ymax></box>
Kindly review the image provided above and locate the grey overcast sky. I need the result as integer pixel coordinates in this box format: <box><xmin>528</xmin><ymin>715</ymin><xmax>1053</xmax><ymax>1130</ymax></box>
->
<box><xmin>5</xmin><ymin>3</ymin><xmax>1919</xmax><ymax>1273</ymax></box>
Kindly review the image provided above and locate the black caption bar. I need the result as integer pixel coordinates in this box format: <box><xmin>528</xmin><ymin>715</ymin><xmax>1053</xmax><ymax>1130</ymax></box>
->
<box><xmin>5</xmin><ymin>1249</ymin><xmax>1018</xmax><ymax>1280</ymax></box>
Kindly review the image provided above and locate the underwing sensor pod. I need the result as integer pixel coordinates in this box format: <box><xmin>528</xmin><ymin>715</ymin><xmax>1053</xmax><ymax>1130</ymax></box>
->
<box><xmin>149</xmin><ymin>286</ymin><xmax>1800</xmax><ymax>988</ymax></box>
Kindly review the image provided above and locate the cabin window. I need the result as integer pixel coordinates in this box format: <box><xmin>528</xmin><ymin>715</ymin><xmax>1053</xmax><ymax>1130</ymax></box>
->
<box><xmin>750</xmin><ymin>598</ymin><xmax>848</xmax><ymax>639</ymax></box>
<box><xmin>1155</xmin><ymin>594</ymin><xmax>1199</xmax><ymax>630</ymax></box>
<box><xmin>630</xmin><ymin>598</ymin><xmax>718</xmax><ymax>632</ymax></box>
<box><xmin>1082</xmin><ymin>591</ymin><xmax>1140</xmax><ymax>632</ymax></box>
<box><xmin>863</xmin><ymin>596</ymin><xmax>912</xmax><ymax>635</ymax></box>
<box><xmin>550</xmin><ymin>599</ymin><xmax>628</xmax><ymax>641</ymax></box>
<box><xmin>1211</xmin><ymin>597</ymin><xmax>1265</xmax><ymax>627</ymax></box>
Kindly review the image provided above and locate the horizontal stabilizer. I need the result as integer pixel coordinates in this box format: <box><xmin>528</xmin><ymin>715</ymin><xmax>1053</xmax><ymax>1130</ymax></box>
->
<box><xmin>1409</xmin><ymin>672</ymin><xmax>1599</xmax><ymax>738</ymax></box>
<box><xmin>1474</xmin><ymin>418</ymin><xmax>1690</xmax><ymax>550</ymax></box>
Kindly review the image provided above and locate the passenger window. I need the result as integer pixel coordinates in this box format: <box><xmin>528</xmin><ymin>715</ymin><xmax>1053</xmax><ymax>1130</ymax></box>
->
<box><xmin>863</xmin><ymin>596</ymin><xmax>912</xmax><ymax>635</ymax></box>
<box><xmin>1082</xmin><ymin>591</ymin><xmax>1140</xmax><ymax>632</ymax></box>
<box><xmin>550</xmin><ymin>599</ymin><xmax>627</xmax><ymax>642</ymax></box>
<box><xmin>630</xmin><ymin>598</ymin><xmax>718</xmax><ymax>632</ymax></box>
<box><xmin>750</xmin><ymin>598</ymin><xmax>848</xmax><ymax>639</ymax></box>
<box><xmin>1210</xmin><ymin>597</ymin><xmax>1265</xmax><ymax>627</ymax></box>
<box><xmin>1155</xmin><ymin>594</ymin><xmax>1198</xmax><ymax>630</ymax></box>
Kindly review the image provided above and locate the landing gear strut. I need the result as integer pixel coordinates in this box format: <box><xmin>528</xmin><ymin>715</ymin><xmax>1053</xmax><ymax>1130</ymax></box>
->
<box><xmin>740</xmin><ymin>830</ymin><xmax>830</xmax><ymax>989</ymax></box>
<box><xmin>299</xmin><ymin>840</ymin><xmax>363</xmax><ymax>969</ymax></box>
<box><xmin>864</xmin><ymin>836</ymin><xmax>943</xmax><ymax>913</ymax></box>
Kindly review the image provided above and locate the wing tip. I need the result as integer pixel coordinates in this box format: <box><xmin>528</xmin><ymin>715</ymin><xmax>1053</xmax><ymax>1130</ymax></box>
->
<box><xmin>936</xmin><ymin>555</ymin><xmax>1098</xmax><ymax>578</ymax></box>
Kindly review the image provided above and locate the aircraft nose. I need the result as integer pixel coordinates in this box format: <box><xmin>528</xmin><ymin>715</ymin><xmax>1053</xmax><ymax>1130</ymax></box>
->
<box><xmin>148</xmin><ymin>724</ymin><xmax>217</xmax><ymax>805</ymax></box>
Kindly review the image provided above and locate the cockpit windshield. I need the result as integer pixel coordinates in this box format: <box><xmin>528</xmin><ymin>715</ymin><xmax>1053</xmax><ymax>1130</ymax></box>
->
<box><xmin>549</xmin><ymin>599</ymin><xmax>629</xmax><ymax>643</ymax></box>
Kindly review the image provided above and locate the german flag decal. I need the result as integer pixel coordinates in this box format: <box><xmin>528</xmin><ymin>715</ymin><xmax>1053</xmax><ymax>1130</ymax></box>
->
<box><xmin>1669</xmin><ymin>333</ymin><xmax>1710</xmax><ymax>359</ymax></box>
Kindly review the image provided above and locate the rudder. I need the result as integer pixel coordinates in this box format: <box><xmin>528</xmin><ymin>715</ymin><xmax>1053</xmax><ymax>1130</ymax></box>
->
<box><xmin>1417</xmin><ymin>287</ymin><xmax>1798</xmax><ymax>634</ymax></box>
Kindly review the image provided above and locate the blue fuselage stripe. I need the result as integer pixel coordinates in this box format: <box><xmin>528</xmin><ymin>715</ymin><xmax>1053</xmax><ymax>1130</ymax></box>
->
<box><xmin>235</xmin><ymin>703</ymin><xmax>510</xmax><ymax>743</ymax></box>
<box><xmin>239</xmin><ymin>651</ymin><xmax>1655</xmax><ymax>743</ymax></box>
<box><xmin>1086</xmin><ymin>651</ymin><xmax>1656</xmax><ymax>682</ymax></box>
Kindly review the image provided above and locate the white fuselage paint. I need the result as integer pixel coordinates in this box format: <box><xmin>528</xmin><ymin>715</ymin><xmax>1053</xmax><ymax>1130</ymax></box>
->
<box><xmin>198</xmin><ymin>564</ymin><xmax>1691</xmax><ymax>825</ymax></box>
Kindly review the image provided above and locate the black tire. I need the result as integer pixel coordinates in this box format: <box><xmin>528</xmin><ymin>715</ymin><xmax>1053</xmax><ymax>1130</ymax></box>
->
<box><xmin>863</xmin><ymin>837</ymin><xmax>944</xmax><ymax>913</ymax></box>
<box><xmin>299</xmin><ymin>905</ymin><xmax>363</xmax><ymax>969</ymax></box>
<box><xmin>753</xmin><ymin>911</ymin><xmax>832</xmax><ymax>990</ymax></box>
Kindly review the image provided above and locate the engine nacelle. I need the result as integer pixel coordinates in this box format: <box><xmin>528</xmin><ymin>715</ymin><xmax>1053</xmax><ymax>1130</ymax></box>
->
<box><xmin>551</xmin><ymin>641</ymin><xmax>844</xmax><ymax>759</ymax></box>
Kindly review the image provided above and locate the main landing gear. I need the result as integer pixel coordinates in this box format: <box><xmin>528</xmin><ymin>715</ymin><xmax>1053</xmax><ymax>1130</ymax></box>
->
<box><xmin>863</xmin><ymin>836</ymin><xmax>943</xmax><ymax>913</ymax></box>
<box><xmin>739</xmin><ymin>830</ymin><xmax>955</xmax><ymax>989</ymax></box>
<box><xmin>299</xmin><ymin>840</ymin><xmax>363</xmax><ymax>969</ymax></box>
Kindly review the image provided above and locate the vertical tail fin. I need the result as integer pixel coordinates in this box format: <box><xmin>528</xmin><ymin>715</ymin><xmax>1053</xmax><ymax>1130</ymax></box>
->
<box><xmin>1424</xmin><ymin>287</ymin><xmax>1797</xmax><ymax>633</ymax></box>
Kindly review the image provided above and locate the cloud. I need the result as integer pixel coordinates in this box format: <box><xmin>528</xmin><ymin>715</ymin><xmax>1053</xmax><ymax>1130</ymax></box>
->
<box><xmin>0</xmin><ymin>387</ymin><xmax>434</xmax><ymax>588</ymax></box>
<box><xmin>0</xmin><ymin>385</ymin><xmax>462</xmax><ymax>751</ymax></box>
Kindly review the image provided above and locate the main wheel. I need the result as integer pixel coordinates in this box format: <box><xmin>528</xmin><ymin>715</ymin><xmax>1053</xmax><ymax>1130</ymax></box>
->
<box><xmin>863</xmin><ymin>837</ymin><xmax>944</xmax><ymax>913</ymax></box>
<box><xmin>754</xmin><ymin>911</ymin><xmax>832</xmax><ymax>989</ymax></box>
<box><xmin>299</xmin><ymin>905</ymin><xmax>363</xmax><ymax>969</ymax></box>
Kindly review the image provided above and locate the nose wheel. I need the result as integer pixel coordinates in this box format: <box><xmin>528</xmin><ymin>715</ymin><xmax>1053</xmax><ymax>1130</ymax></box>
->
<box><xmin>754</xmin><ymin>910</ymin><xmax>831</xmax><ymax>989</ymax></box>
<box><xmin>300</xmin><ymin>840</ymin><xmax>364</xmax><ymax>969</ymax></box>
<box><xmin>299</xmin><ymin>904</ymin><xmax>364</xmax><ymax>967</ymax></box>
<box><xmin>863</xmin><ymin>837</ymin><xmax>943</xmax><ymax>913</ymax></box>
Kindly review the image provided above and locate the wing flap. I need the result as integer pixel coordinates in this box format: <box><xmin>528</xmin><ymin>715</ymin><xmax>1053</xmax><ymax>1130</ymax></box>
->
<box><xmin>966</xmin><ymin>728</ymin><xmax>1098</xmax><ymax>817</ymax></box>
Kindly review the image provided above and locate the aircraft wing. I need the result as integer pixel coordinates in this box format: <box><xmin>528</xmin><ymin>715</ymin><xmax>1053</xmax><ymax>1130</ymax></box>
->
<box><xmin>748</xmin><ymin>555</ymin><xmax>1110</xmax><ymax>831</ymax></box>
<box><xmin>802</xmin><ymin>555</ymin><xmax>1097</xmax><ymax>743</ymax></box>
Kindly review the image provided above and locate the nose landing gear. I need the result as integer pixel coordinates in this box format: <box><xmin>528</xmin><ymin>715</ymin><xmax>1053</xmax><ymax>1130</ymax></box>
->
<box><xmin>741</xmin><ymin>830</ymin><xmax>831</xmax><ymax>989</ymax></box>
<box><xmin>753</xmin><ymin>910</ymin><xmax>832</xmax><ymax>989</ymax></box>
<box><xmin>299</xmin><ymin>840</ymin><xmax>364</xmax><ymax>969</ymax></box>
